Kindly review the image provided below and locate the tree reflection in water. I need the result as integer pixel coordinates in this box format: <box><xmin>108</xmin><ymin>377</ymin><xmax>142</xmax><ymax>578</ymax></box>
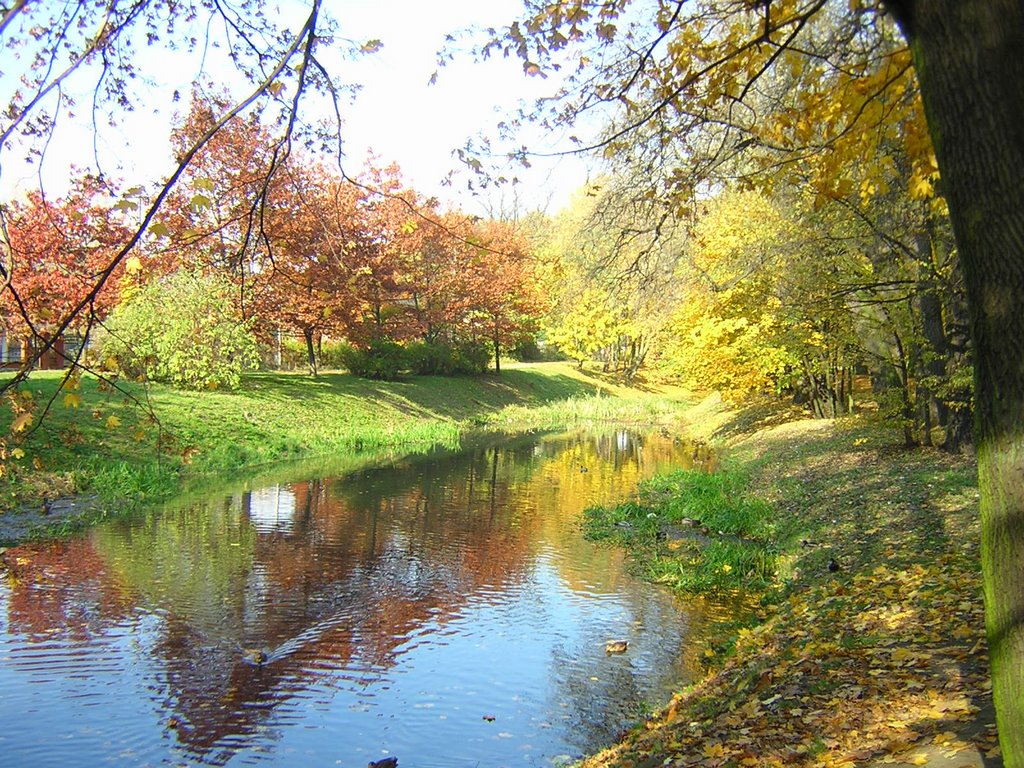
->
<box><xmin>0</xmin><ymin>429</ymin><xmax>717</xmax><ymax>767</ymax></box>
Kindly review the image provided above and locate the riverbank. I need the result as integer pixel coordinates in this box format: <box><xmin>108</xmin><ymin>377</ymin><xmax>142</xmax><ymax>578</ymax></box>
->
<box><xmin>0</xmin><ymin>363</ymin><xmax>692</xmax><ymax>542</ymax></box>
<box><xmin>583</xmin><ymin>394</ymin><xmax>998</xmax><ymax>767</ymax></box>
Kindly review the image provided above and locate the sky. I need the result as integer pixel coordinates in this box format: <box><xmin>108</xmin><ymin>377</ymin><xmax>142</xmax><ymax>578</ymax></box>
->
<box><xmin>0</xmin><ymin>0</ymin><xmax>594</xmax><ymax>215</ymax></box>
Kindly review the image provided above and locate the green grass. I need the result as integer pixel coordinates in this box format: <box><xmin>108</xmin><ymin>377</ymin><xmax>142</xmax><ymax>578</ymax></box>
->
<box><xmin>0</xmin><ymin>363</ymin><xmax>690</xmax><ymax>521</ymax></box>
<box><xmin>583</xmin><ymin>468</ymin><xmax>781</xmax><ymax>592</ymax></box>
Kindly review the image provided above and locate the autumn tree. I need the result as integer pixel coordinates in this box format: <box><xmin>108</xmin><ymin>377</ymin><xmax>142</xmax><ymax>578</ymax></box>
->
<box><xmin>251</xmin><ymin>163</ymin><xmax>374</xmax><ymax>376</ymax></box>
<box><xmin>532</xmin><ymin>184</ymin><xmax>681</xmax><ymax>380</ymax></box>
<box><xmin>406</xmin><ymin>211</ymin><xmax>482</xmax><ymax>344</ymax></box>
<box><xmin>545</xmin><ymin>286</ymin><xmax>624</xmax><ymax>369</ymax></box>
<box><xmin>0</xmin><ymin>0</ymin><xmax>370</xmax><ymax>390</ymax></box>
<box><xmin>461</xmin><ymin>219</ymin><xmax>546</xmax><ymax>373</ymax></box>
<box><xmin>886</xmin><ymin>7</ymin><xmax>1024</xmax><ymax>758</ymax></box>
<box><xmin>341</xmin><ymin>163</ymin><xmax>425</xmax><ymax>344</ymax></box>
<box><xmin>0</xmin><ymin>177</ymin><xmax>131</xmax><ymax>363</ymax></box>
<box><xmin>157</xmin><ymin>93</ymin><xmax>284</xmax><ymax>285</ymax></box>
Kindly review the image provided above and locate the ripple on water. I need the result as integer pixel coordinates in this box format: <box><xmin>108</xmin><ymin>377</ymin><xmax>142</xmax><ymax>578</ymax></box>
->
<box><xmin>0</xmin><ymin>428</ymin><xmax>712</xmax><ymax>767</ymax></box>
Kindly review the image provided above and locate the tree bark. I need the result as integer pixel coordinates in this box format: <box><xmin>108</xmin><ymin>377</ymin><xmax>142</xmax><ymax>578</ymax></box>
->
<box><xmin>888</xmin><ymin>1</ymin><xmax>1024</xmax><ymax>761</ymax></box>
<box><xmin>303</xmin><ymin>326</ymin><xmax>318</xmax><ymax>377</ymax></box>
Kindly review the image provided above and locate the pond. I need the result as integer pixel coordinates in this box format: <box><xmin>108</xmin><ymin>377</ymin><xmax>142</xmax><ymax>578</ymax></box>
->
<box><xmin>0</xmin><ymin>429</ymin><xmax>715</xmax><ymax>768</ymax></box>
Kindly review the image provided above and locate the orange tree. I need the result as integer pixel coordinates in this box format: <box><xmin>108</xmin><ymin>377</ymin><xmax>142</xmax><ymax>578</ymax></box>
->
<box><xmin>460</xmin><ymin>219</ymin><xmax>547</xmax><ymax>373</ymax></box>
<box><xmin>1</xmin><ymin>177</ymin><xmax>130</xmax><ymax>358</ymax></box>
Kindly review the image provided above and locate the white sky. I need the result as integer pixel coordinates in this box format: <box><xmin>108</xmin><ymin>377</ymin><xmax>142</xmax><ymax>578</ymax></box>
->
<box><xmin>0</xmin><ymin>0</ymin><xmax>594</xmax><ymax>215</ymax></box>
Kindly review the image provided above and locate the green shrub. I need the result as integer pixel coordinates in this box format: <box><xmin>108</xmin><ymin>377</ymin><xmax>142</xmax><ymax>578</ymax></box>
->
<box><xmin>406</xmin><ymin>340</ymin><xmax>490</xmax><ymax>375</ymax></box>
<box><xmin>319</xmin><ymin>340</ymin><xmax>352</xmax><ymax>370</ymax></box>
<box><xmin>101</xmin><ymin>269</ymin><xmax>260</xmax><ymax>390</ymax></box>
<box><xmin>276</xmin><ymin>337</ymin><xmax>308</xmax><ymax>371</ymax></box>
<box><xmin>338</xmin><ymin>338</ymin><xmax>410</xmax><ymax>380</ymax></box>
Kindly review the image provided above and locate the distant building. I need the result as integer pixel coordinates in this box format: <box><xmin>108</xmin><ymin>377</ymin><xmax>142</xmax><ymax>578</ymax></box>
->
<box><xmin>0</xmin><ymin>329</ymin><xmax>76</xmax><ymax>370</ymax></box>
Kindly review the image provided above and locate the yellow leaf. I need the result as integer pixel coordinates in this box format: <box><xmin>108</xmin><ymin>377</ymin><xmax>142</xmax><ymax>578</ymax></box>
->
<box><xmin>912</xmin><ymin>755</ymin><xmax>928</xmax><ymax>765</ymax></box>
<box><xmin>703</xmin><ymin>743</ymin><xmax>734</xmax><ymax>759</ymax></box>
<box><xmin>909</xmin><ymin>174</ymin><xmax>934</xmax><ymax>200</ymax></box>
<box><xmin>149</xmin><ymin>220</ymin><xmax>170</xmax><ymax>238</ymax></box>
<box><xmin>63</xmin><ymin>392</ymin><xmax>82</xmax><ymax>409</ymax></box>
<box><xmin>11</xmin><ymin>412</ymin><xmax>33</xmax><ymax>433</ymax></box>
<box><xmin>11</xmin><ymin>448</ymin><xmax>24</xmax><ymax>459</ymax></box>
<box><xmin>106</xmin><ymin>415</ymin><xmax>121</xmax><ymax>429</ymax></box>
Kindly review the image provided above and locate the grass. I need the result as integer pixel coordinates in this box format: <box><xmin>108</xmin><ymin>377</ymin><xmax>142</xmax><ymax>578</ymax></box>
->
<box><xmin>583</xmin><ymin>468</ymin><xmax>781</xmax><ymax>591</ymax></box>
<box><xmin>0</xmin><ymin>362</ymin><xmax>693</xmax><ymax>538</ymax></box>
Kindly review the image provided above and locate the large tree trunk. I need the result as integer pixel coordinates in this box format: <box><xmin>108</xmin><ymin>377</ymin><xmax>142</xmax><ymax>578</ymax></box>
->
<box><xmin>888</xmin><ymin>1</ymin><xmax>1024</xmax><ymax>762</ymax></box>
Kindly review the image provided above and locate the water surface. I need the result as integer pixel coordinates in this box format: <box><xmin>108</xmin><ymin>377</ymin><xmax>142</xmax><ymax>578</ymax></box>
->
<box><xmin>0</xmin><ymin>429</ymin><xmax>712</xmax><ymax>767</ymax></box>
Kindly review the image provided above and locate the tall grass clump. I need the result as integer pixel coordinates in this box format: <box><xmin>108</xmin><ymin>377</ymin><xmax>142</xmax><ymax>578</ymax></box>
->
<box><xmin>583</xmin><ymin>468</ymin><xmax>779</xmax><ymax>591</ymax></box>
<box><xmin>642</xmin><ymin>469</ymin><xmax>776</xmax><ymax>539</ymax></box>
<box><xmin>489</xmin><ymin>393</ymin><xmax>684</xmax><ymax>429</ymax></box>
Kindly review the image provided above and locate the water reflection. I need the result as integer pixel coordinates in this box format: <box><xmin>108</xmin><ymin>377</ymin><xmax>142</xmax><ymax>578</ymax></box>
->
<box><xmin>0</xmin><ymin>429</ymin><xmax>710</xmax><ymax>767</ymax></box>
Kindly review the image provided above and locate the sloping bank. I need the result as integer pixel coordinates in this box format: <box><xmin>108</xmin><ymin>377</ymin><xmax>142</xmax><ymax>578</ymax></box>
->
<box><xmin>581</xmin><ymin>393</ymin><xmax>999</xmax><ymax>768</ymax></box>
<box><xmin>0</xmin><ymin>363</ymin><xmax>692</xmax><ymax>543</ymax></box>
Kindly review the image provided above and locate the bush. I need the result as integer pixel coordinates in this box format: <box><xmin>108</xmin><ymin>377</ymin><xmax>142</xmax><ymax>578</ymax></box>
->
<box><xmin>406</xmin><ymin>340</ymin><xmax>490</xmax><ymax>376</ymax></box>
<box><xmin>269</xmin><ymin>337</ymin><xmax>354</xmax><ymax>372</ymax></box>
<box><xmin>319</xmin><ymin>340</ymin><xmax>352</xmax><ymax>370</ymax></box>
<box><xmin>338</xmin><ymin>338</ymin><xmax>410</xmax><ymax>380</ymax></box>
<box><xmin>101</xmin><ymin>269</ymin><xmax>260</xmax><ymax>390</ymax></box>
<box><xmin>275</xmin><ymin>337</ymin><xmax>308</xmax><ymax>371</ymax></box>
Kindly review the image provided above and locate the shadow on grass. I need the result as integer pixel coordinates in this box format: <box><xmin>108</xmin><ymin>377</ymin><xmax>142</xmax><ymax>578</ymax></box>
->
<box><xmin>241</xmin><ymin>369</ymin><xmax>603</xmax><ymax>422</ymax></box>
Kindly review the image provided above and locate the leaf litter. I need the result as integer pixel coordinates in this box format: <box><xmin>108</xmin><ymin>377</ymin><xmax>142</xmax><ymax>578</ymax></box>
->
<box><xmin>580</xmin><ymin>402</ymin><xmax>999</xmax><ymax>768</ymax></box>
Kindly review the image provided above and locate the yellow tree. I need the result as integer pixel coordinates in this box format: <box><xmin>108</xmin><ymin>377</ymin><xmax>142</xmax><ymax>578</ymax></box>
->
<box><xmin>545</xmin><ymin>285</ymin><xmax>624</xmax><ymax>369</ymax></box>
<box><xmin>494</xmin><ymin>1</ymin><xmax>1024</xmax><ymax>757</ymax></box>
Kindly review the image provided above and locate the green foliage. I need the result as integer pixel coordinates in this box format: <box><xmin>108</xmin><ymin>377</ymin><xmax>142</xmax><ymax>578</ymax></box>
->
<box><xmin>102</xmin><ymin>270</ymin><xmax>259</xmax><ymax>390</ymax></box>
<box><xmin>508</xmin><ymin>336</ymin><xmax>556</xmax><ymax>362</ymax></box>
<box><xmin>337</xmin><ymin>338</ymin><xmax>409</xmax><ymax>380</ymax></box>
<box><xmin>275</xmin><ymin>338</ymin><xmax>354</xmax><ymax>372</ymax></box>
<box><xmin>276</xmin><ymin>337</ymin><xmax>310</xmax><ymax>371</ymax></box>
<box><xmin>406</xmin><ymin>340</ymin><xmax>490</xmax><ymax>376</ymax></box>
<box><xmin>318</xmin><ymin>340</ymin><xmax>352</xmax><ymax>370</ymax></box>
<box><xmin>338</xmin><ymin>339</ymin><xmax>493</xmax><ymax>379</ymax></box>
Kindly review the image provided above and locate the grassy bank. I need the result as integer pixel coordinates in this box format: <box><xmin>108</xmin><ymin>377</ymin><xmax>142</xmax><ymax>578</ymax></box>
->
<box><xmin>580</xmin><ymin>394</ymin><xmax>997</xmax><ymax>767</ymax></box>
<box><xmin>0</xmin><ymin>362</ymin><xmax>692</xmax><ymax>539</ymax></box>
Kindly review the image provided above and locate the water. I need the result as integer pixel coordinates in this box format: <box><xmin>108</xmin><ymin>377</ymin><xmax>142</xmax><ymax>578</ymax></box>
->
<box><xmin>0</xmin><ymin>429</ymin><xmax>714</xmax><ymax>767</ymax></box>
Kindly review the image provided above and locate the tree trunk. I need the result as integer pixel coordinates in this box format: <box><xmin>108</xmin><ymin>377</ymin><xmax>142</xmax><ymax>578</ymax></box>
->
<box><xmin>492</xmin><ymin>327</ymin><xmax>501</xmax><ymax>374</ymax></box>
<box><xmin>303</xmin><ymin>327</ymin><xmax>318</xmax><ymax>377</ymax></box>
<box><xmin>889</xmin><ymin>2</ymin><xmax>1024</xmax><ymax>761</ymax></box>
<box><xmin>891</xmin><ymin>328</ymin><xmax>917</xmax><ymax>447</ymax></box>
